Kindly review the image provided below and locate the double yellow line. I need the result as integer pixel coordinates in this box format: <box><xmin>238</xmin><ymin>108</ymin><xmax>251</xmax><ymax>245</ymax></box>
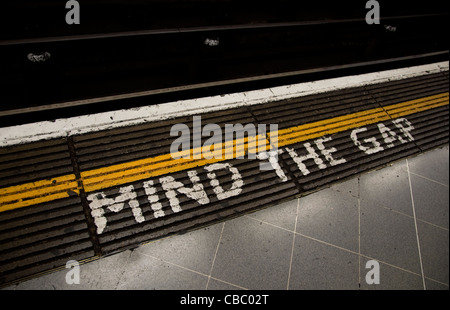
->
<box><xmin>1</xmin><ymin>92</ymin><xmax>448</xmax><ymax>213</ymax></box>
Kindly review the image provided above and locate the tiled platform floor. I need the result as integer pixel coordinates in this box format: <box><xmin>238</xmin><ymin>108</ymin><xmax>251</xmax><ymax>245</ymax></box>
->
<box><xmin>4</xmin><ymin>145</ymin><xmax>449</xmax><ymax>290</ymax></box>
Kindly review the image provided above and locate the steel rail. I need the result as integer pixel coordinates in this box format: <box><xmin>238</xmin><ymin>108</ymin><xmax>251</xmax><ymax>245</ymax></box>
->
<box><xmin>0</xmin><ymin>50</ymin><xmax>447</xmax><ymax>117</ymax></box>
<box><xmin>0</xmin><ymin>13</ymin><xmax>446</xmax><ymax>46</ymax></box>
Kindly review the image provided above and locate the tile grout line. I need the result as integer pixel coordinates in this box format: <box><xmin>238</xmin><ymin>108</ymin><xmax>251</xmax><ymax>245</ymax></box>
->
<box><xmin>424</xmin><ymin>276</ymin><xmax>450</xmax><ymax>288</ymax></box>
<box><xmin>205</xmin><ymin>222</ymin><xmax>226</xmax><ymax>290</ymax></box>
<box><xmin>135</xmin><ymin>246</ymin><xmax>250</xmax><ymax>290</ymax></box>
<box><xmin>245</xmin><ymin>208</ymin><xmax>429</xmax><ymax>280</ymax></box>
<box><xmin>359</xmin><ymin>253</ymin><xmax>424</xmax><ymax>278</ymax></box>
<box><xmin>286</xmin><ymin>198</ymin><xmax>300</xmax><ymax>290</ymax></box>
<box><xmin>406</xmin><ymin>158</ymin><xmax>427</xmax><ymax>290</ymax></box>
<box><xmin>400</xmin><ymin>145</ymin><xmax>449</xmax><ymax>188</ymax></box>
<box><xmin>114</xmin><ymin>250</ymin><xmax>135</xmax><ymax>290</ymax></box>
<box><xmin>135</xmin><ymin>251</ymin><xmax>211</xmax><ymax>282</ymax></box>
<box><xmin>381</xmin><ymin>206</ymin><xmax>449</xmax><ymax>232</ymax></box>
<box><xmin>207</xmin><ymin>276</ymin><xmax>249</xmax><ymax>290</ymax></box>
<box><xmin>408</xmin><ymin>171</ymin><xmax>449</xmax><ymax>188</ymax></box>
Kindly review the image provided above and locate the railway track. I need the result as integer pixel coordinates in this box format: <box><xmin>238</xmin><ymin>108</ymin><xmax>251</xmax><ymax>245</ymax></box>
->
<box><xmin>0</xmin><ymin>1</ymin><xmax>448</xmax><ymax>124</ymax></box>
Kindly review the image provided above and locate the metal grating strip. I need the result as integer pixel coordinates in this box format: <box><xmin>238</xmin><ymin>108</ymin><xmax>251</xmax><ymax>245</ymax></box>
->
<box><xmin>0</xmin><ymin>196</ymin><xmax>93</xmax><ymax>285</ymax></box>
<box><xmin>0</xmin><ymin>139</ymin><xmax>73</xmax><ymax>188</ymax></box>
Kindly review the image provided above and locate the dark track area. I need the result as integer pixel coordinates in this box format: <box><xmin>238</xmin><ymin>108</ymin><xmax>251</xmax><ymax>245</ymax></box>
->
<box><xmin>0</xmin><ymin>52</ymin><xmax>447</xmax><ymax>128</ymax></box>
<box><xmin>0</xmin><ymin>1</ymin><xmax>448</xmax><ymax>126</ymax></box>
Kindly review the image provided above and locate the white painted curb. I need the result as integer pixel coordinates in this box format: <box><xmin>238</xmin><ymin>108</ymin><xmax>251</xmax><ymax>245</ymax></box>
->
<box><xmin>0</xmin><ymin>61</ymin><xmax>448</xmax><ymax>147</ymax></box>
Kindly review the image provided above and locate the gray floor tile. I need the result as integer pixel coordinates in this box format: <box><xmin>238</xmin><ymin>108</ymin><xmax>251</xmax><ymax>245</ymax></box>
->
<box><xmin>359</xmin><ymin>260</ymin><xmax>423</xmax><ymax>290</ymax></box>
<box><xmin>288</xmin><ymin>236</ymin><xmax>359</xmax><ymax>290</ymax></box>
<box><xmin>135</xmin><ymin>223</ymin><xmax>223</xmax><ymax>275</ymax></box>
<box><xmin>206</xmin><ymin>278</ymin><xmax>245</xmax><ymax>290</ymax></box>
<box><xmin>296</xmin><ymin>188</ymin><xmax>359</xmax><ymax>252</ymax></box>
<box><xmin>360</xmin><ymin>201</ymin><xmax>421</xmax><ymax>274</ymax></box>
<box><xmin>71</xmin><ymin>250</ymin><xmax>132</xmax><ymax>289</ymax></box>
<box><xmin>425</xmin><ymin>279</ymin><xmax>449</xmax><ymax>290</ymax></box>
<box><xmin>360</xmin><ymin>160</ymin><xmax>413</xmax><ymax>216</ymax></box>
<box><xmin>246</xmin><ymin>198</ymin><xmax>298</xmax><ymax>231</ymax></box>
<box><xmin>329</xmin><ymin>177</ymin><xmax>360</xmax><ymax>198</ymax></box>
<box><xmin>13</xmin><ymin>268</ymin><xmax>68</xmax><ymax>290</ymax></box>
<box><xmin>410</xmin><ymin>174</ymin><xmax>449</xmax><ymax>229</ymax></box>
<box><xmin>116</xmin><ymin>251</ymin><xmax>208</xmax><ymax>290</ymax></box>
<box><xmin>407</xmin><ymin>145</ymin><xmax>449</xmax><ymax>186</ymax></box>
<box><xmin>211</xmin><ymin>216</ymin><xmax>293</xmax><ymax>290</ymax></box>
<box><xmin>14</xmin><ymin>250</ymin><xmax>132</xmax><ymax>290</ymax></box>
<box><xmin>417</xmin><ymin>221</ymin><xmax>449</xmax><ymax>285</ymax></box>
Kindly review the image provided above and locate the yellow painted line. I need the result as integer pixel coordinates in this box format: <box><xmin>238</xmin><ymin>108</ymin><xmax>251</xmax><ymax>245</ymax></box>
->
<box><xmin>0</xmin><ymin>92</ymin><xmax>448</xmax><ymax>212</ymax></box>
<box><xmin>0</xmin><ymin>192</ymin><xmax>78</xmax><ymax>213</ymax></box>
<box><xmin>82</xmin><ymin>134</ymin><xmax>268</xmax><ymax>192</ymax></box>
<box><xmin>277</xmin><ymin>109</ymin><xmax>389</xmax><ymax>147</ymax></box>
<box><xmin>0</xmin><ymin>175</ymin><xmax>80</xmax><ymax>213</ymax></box>
<box><xmin>276</xmin><ymin>93</ymin><xmax>448</xmax><ymax>147</ymax></box>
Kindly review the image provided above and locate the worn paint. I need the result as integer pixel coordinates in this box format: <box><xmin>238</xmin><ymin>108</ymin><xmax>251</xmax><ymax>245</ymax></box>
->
<box><xmin>84</xmin><ymin>115</ymin><xmax>423</xmax><ymax>234</ymax></box>
<box><xmin>87</xmin><ymin>162</ymin><xmax>244</xmax><ymax>234</ymax></box>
